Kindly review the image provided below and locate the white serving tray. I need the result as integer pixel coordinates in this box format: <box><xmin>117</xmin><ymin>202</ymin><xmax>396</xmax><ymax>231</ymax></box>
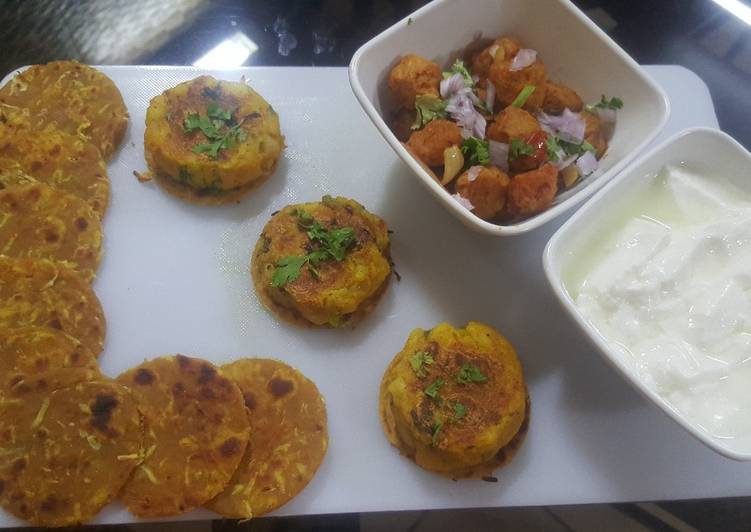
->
<box><xmin>0</xmin><ymin>65</ymin><xmax>739</xmax><ymax>528</ymax></box>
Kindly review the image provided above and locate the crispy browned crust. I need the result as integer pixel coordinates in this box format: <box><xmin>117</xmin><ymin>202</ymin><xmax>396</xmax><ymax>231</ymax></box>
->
<box><xmin>0</xmin><ymin>183</ymin><xmax>103</xmax><ymax>278</ymax></box>
<box><xmin>0</xmin><ymin>326</ymin><xmax>99</xmax><ymax>392</ymax></box>
<box><xmin>116</xmin><ymin>355</ymin><xmax>250</xmax><ymax>518</ymax></box>
<box><xmin>207</xmin><ymin>358</ymin><xmax>328</xmax><ymax>518</ymax></box>
<box><xmin>0</xmin><ymin>61</ymin><xmax>129</xmax><ymax>160</ymax></box>
<box><xmin>0</xmin><ymin>379</ymin><xmax>143</xmax><ymax>527</ymax></box>
<box><xmin>0</xmin><ymin>257</ymin><xmax>106</xmax><ymax>357</ymax></box>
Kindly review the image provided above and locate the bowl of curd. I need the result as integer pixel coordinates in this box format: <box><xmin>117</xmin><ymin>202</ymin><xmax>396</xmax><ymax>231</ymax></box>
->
<box><xmin>544</xmin><ymin>127</ymin><xmax>751</xmax><ymax>460</ymax></box>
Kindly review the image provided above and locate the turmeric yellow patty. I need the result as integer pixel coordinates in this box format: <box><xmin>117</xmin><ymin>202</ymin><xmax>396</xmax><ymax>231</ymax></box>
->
<box><xmin>144</xmin><ymin>75</ymin><xmax>284</xmax><ymax>204</ymax></box>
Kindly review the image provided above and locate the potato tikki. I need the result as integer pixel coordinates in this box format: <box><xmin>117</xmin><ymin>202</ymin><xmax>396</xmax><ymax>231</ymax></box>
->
<box><xmin>144</xmin><ymin>75</ymin><xmax>284</xmax><ymax>204</ymax></box>
<box><xmin>252</xmin><ymin>196</ymin><xmax>391</xmax><ymax>328</ymax></box>
<box><xmin>380</xmin><ymin>322</ymin><xmax>529</xmax><ymax>478</ymax></box>
<box><xmin>388</xmin><ymin>37</ymin><xmax>624</xmax><ymax>223</ymax></box>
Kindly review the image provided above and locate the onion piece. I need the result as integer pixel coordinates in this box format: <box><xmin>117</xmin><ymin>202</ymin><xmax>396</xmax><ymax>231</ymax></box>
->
<box><xmin>511</xmin><ymin>49</ymin><xmax>537</xmax><ymax>71</ymax></box>
<box><xmin>451</xmin><ymin>193</ymin><xmax>475</xmax><ymax>211</ymax></box>
<box><xmin>538</xmin><ymin>108</ymin><xmax>585</xmax><ymax>144</ymax></box>
<box><xmin>576</xmin><ymin>151</ymin><xmax>598</xmax><ymax>176</ymax></box>
<box><xmin>446</xmin><ymin>93</ymin><xmax>486</xmax><ymax>139</ymax></box>
<box><xmin>488</xmin><ymin>44</ymin><xmax>500</xmax><ymax>59</ymax></box>
<box><xmin>555</xmin><ymin>153</ymin><xmax>578</xmax><ymax>171</ymax></box>
<box><xmin>440</xmin><ymin>73</ymin><xmax>466</xmax><ymax>99</ymax></box>
<box><xmin>596</xmin><ymin>107</ymin><xmax>617</xmax><ymax>124</ymax></box>
<box><xmin>467</xmin><ymin>165</ymin><xmax>482</xmax><ymax>182</ymax></box>
<box><xmin>488</xmin><ymin>140</ymin><xmax>509</xmax><ymax>171</ymax></box>
<box><xmin>441</xmin><ymin>145</ymin><xmax>464</xmax><ymax>185</ymax></box>
<box><xmin>485</xmin><ymin>81</ymin><xmax>496</xmax><ymax>113</ymax></box>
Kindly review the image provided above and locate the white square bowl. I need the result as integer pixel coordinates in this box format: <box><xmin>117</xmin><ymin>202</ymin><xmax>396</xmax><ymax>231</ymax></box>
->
<box><xmin>349</xmin><ymin>0</ymin><xmax>670</xmax><ymax>236</ymax></box>
<box><xmin>543</xmin><ymin>127</ymin><xmax>751</xmax><ymax>460</ymax></box>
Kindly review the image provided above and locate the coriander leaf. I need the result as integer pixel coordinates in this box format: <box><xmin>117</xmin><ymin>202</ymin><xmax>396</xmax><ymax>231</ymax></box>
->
<box><xmin>431</xmin><ymin>418</ymin><xmax>443</xmax><ymax>447</ymax></box>
<box><xmin>442</xmin><ymin>59</ymin><xmax>474</xmax><ymax>87</ymax></box>
<box><xmin>558</xmin><ymin>138</ymin><xmax>596</xmax><ymax>157</ymax></box>
<box><xmin>325</xmin><ymin>227</ymin><xmax>356</xmax><ymax>261</ymax></box>
<box><xmin>183</xmin><ymin>113</ymin><xmax>202</xmax><ymax>133</ymax></box>
<box><xmin>411</xmin><ymin>95</ymin><xmax>447</xmax><ymax>130</ymax></box>
<box><xmin>207</xmin><ymin>101</ymin><xmax>233</xmax><ymax>121</ymax></box>
<box><xmin>191</xmin><ymin>141</ymin><xmax>221</xmax><ymax>159</ymax></box>
<box><xmin>453</xmin><ymin>401</ymin><xmax>467</xmax><ymax>420</ymax></box>
<box><xmin>460</xmin><ymin>137</ymin><xmax>490</xmax><ymax>166</ymax></box>
<box><xmin>294</xmin><ymin>209</ymin><xmax>315</xmax><ymax>229</ymax></box>
<box><xmin>546</xmin><ymin>135</ymin><xmax>561</xmax><ymax>162</ymax></box>
<box><xmin>509</xmin><ymin>138</ymin><xmax>534</xmax><ymax>160</ymax></box>
<box><xmin>409</xmin><ymin>351</ymin><xmax>435</xmax><ymax>378</ymax></box>
<box><xmin>596</xmin><ymin>94</ymin><xmax>623</xmax><ymax>110</ymax></box>
<box><xmin>424</xmin><ymin>378</ymin><xmax>445</xmax><ymax>400</ymax></box>
<box><xmin>457</xmin><ymin>364</ymin><xmax>488</xmax><ymax>384</ymax></box>
<box><xmin>271</xmin><ymin>255</ymin><xmax>308</xmax><ymax>287</ymax></box>
<box><xmin>511</xmin><ymin>85</ymin><xmax>536</xmax><ymax>108</ymax></box>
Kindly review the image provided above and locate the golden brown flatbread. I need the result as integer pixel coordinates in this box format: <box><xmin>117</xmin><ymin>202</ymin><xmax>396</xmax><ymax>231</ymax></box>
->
<box><xmin>116</xmin><ymin>355</ymin><xmax>250</xmax><ymax>517</ymax></box>
<box><xmin>0</xmin><ymin>257</ymin><xmax>106</xmax><ymax>357</ymax></box>
<box><xmin>0</xmin><ymin>183</ymin><xmax>103</xmax><ymax>278</ymax></box>
<box><xmin>0</xmin><ymin>61</ymin><xmax>128</xmax><ymax>160</ymax></box>
<box><xmin>0</xmin><ymin>379</ymin><xmax>143</xmax><ymax>527</ymax></box>
<box><xmin>207</xmin><ymin>358</ymin><xmax>328</xmax><ymax>518</ymax></box>
<box><xmin>0</xmin><ymin>106</ymin><xmax>110</xmax><ymax>217</ymax></box>
<box><xmin>0</xmin><ymin>326</ymin><xmax>98</xmax><ymax>392</ymax></box>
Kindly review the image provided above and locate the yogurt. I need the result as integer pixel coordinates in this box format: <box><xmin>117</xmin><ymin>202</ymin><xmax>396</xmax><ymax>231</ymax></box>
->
<box><xmin>571</xmin><ymin>165</ymin><xmax>751</xmax><ymax>442</ymax></box>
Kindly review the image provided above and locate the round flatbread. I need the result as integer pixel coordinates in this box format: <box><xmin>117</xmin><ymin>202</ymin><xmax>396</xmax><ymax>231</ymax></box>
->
<box><xmin>0</xmin><ymin>257</ymin><xmax>106</xmax><ymax>358</ymax></box>
<box><xmin>0</xmin><ymin>183</ymin><xmax>103</xmax><ymax>278</ymax></box>
<box><xmin>0</xmin><ymin>61</ymin><xmax>128</xmax><ymax>160</ymax></box>
<box><xmin>116</xmin><ymin>355</ymin><xmax>250</xmax><ymax>517</ymax></box>
<box><xmin>207</xmin><ymin>358</ymin><xmax>328</xmax><ymax>518</ymax></box>
<box><xmin>0</xmin><ymin>379</ymin><xmax>142</xmax><ymax>527</ymax></box>
<box><xmin>0</xmin><ymin>326</ymin><xmax>98</xmax><ymax>392</ymax></box>
<box><xmin>0</xmin><ymin>106</ymin><xmax>110</xmax><ymax>217</ymax></box>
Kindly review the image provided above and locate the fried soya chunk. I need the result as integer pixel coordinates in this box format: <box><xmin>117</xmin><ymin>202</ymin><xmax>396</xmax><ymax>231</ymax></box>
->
<box><xmin>252</xmin><ymin>196</ymin><xmax>391</xmax><ymax>328</ymax></box>
<box><xmin>116</xmin><ymin>355</ymin><xmax>250</xmax><ymax>518</ymax></box>
<box><xmin>470</xmin><ymin>37</ymin><xmax>522</xmax><ymax>80</ymax></box>
<box><xmin>388</xmin><ymin>54</ymin><xmax>442</xmax><ymax>108</ymax></box>
<box><xmin>207</xmin><ymin>359</ymin><xmax>328</xmax><ymax>518</ymax></box>
<box><xmin>0</xmin><ymin>257</ymin><xmax>106</xmax><ymax>357</ymax></box>
<box><xmin>507</xmin><ymin>163</ymin><xmax>559</xmax><ymax>217</ymax></box>
<box><xmin>454</xmin><ymin>166</ymin><xmax>511</xmax><ymax>220</ymax></box>
<box><xmin>0</xmin><ymin>378</ymin><xmax>142</xmax><ymax>527</ymax></box>
<box><xmin>583</xmin><ymin>111</ymin><xmax>608</xmax><ymax>158</ymax></box>
<box><xmin>488</xmin><ymin>53</ymin><xmax>547</xmax><ymax>111</ymax></box>
<box><xmin>0</xmin><ymin>61</ymin><xmax>128</xmax><ymax>160</ymax></box>
<box><xmin>542</xmin><ymin>80</ymin><xmax>583</xmax><ymax>114</ymax></box>
<box><xmin>0</xmin><ymin>326</ymin><xmax>98</xmax><ymax>392</ymax></box>
<box><xmin>487</xmin><ymin>106</ymin><xmax>540</xmax><ymax>144</ymax></box>
<box><xmin>0</xmin><ymin>106</ymin><xmax>109</xmax><ymax>217</ymax></box>
<box><xmin>406</xmin><ymin>119</ymin><xmax>462</xmax><ymax>167</ymax></box>
<box><xmin>380</xmin><ymin>322</ymin><xmax>528</xmax><ymax>478</ymax></box>
<box><xmin>0</xmin><ymin>183</ymin><xmax>103</xmax><ymax>278</ymax></box>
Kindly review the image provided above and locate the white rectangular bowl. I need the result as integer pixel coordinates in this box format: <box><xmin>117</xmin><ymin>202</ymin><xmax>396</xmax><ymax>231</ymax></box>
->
<box><xmin>349</xmin><ymin>0</ymin><xmax>670</xmax><ymax>236</ymax></box>
<box><xmin>543</xmin><ymin>126</ymin><xmax>751</xmax><ymax>461</ymax></box>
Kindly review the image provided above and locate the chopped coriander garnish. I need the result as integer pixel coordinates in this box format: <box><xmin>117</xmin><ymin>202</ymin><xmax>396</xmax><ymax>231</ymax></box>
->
<box><xmin>192</xmin><ymin>126</ymin><xmax>247</xmax><ymax>159</ymax></box>
<box><xmin>546</xmin><ymin>135</ymin><xmax>561</xmax><ymax>162</ymax></box>
<box><xmin>511</xmin><ymin>85</ymin><xmax>536</xmax><ymax>108</ymax></box>
<box><xmin>271</xmin><ymin>211</ymin><xmax>357</xmax><ymax>288</ymax></box>
<box><xmin>424</xmin><ymin>378</ymin><xmax>445</xmax><ymax>401</ymax></box>
<box><xmin>183</xmin><ymin>102</ymin><xmax>246</xmax><ymax>160</ymax></box>
<box><xmin>442</xmin><ymin>59</ymin><xmax>474</xmax><ymax>87</ymax></box>
<box><xmin>411</xmin><ymin>95</ymin><xmax>447</xmax><ymax>130</ymax></box>
<box><xmin>509</xmin><ymin>138</ymin><xmax>534</xmax><ymax>160</ymax></box>
<box><xmin>410</xmin><ymin>351</ymin><xmax>434</xmax><ymax>378</ymax></box>
<box><xmin>588</xmin><ymin>94</ymin><xmax>624</xmax><ymax>112</ymax></box>
<box><xmin>207</xmin><ymin>101</ymin><xmax>232</xmax><ymax>121</ymax></box>
<box><xmin>460</xmin><ymin>137</ymin><xmax>490</xmax><ymax>166</ymax></box>
<box><xmin>431</xmin><ymin>418</ymin><xmax>443</xmax><ymax>447</ymax></box>
<box><xmin>453</xmin><ymin>401</ymin><xmax>467</xmax><ymax>420</ymax></box>
<box><xmin>457</xmin><ymin>364</ymin><xmax>488</xmax><ymax>384</ymax></box>
<box><xmin>558</xmin><ymin>138</ymin><xmax>596</xmax><ymax>157</ymax></box>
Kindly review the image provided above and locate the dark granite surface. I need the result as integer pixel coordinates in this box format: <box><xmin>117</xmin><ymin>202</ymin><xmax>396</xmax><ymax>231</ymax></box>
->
<box><xmin>1</xmin><ymin>1</ymin><xmax>750</xmax><ymax>530</ymax></box>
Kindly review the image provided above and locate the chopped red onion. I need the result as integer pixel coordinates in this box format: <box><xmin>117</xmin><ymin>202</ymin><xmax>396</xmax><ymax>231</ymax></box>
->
<box><xmin>467</xmin><ymin>166</ymin><xmax>482</xmax><ymax>182</ymax></box>
<box><xmin>489</xmin><ymin>140</ymin><xmax>509</xmax><ymax>171</ymax></box>
<box><xmin>451</xmin><ymin>193</ymin><xmax>475</xmax><ymax>211</ymax></box>
<box><xmin>555</xmin><ymin>153</ymin><xmax>578</xmax><ymax>170</ymax></box>
<box><xmin>538</xmin><ymin>108</ymin><xmax>585</xmax><ymax>144</ymax></box>
<box><xmin>485</xmin><ymin>81</ymin><xmax>496</xmax><ymax>112</ymax></box>
<box><xmin>596</xmin><ymin>107</ymin><xmax>617</xmax><ymax>124</ymax></box>
<box><xmin>440</xmin><ymin>73</ymin><xmax>466</xmax><ymax>99</ymax></box>
<box><xmin>446</xmin><ymin>92</ymin><xmax>486</xmax><ymax>139</ymax></box>
<box><xmin>576</xmin><ymin>151</ymin><xmax>598</xmax><ymax>176</ymax></box>
<box><xmin>511</xmin><ymin>49</ymin><xmax>537</xmax><ymax>71</ymax></box>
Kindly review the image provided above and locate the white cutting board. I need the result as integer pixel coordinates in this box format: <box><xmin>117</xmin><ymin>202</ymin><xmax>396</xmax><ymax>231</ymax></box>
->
<box><xmin>0</xmin><ymin>65</ymin><xmax>734</xmax><ymax>527</ymax></box>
